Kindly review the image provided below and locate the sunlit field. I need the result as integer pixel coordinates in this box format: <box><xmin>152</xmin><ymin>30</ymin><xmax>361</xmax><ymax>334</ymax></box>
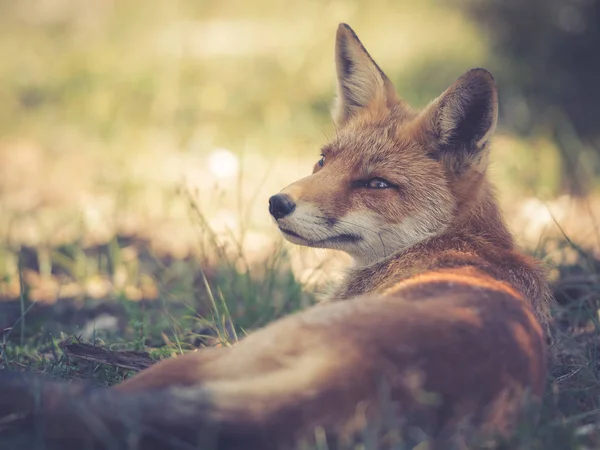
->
<box><xmin>0</xmin><ymin>1</ymin><xmax>599</xmax><ymax>448</ymax></box>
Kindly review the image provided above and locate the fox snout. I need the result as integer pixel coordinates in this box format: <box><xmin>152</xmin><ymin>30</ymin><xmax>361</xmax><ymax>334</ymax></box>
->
<box><xmin>268</xmin><ymin>193</ymin><xmax>296</xmax><ymax>219</ymax></box>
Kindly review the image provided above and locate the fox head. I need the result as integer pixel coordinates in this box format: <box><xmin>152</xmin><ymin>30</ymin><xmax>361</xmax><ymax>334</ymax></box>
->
<box><xmin>269</xmin><ymin>23</ymin><xmax>500</xmax><ymax>266</ymax></box>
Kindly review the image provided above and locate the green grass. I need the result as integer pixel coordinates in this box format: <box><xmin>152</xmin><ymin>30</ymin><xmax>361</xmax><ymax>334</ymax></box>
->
<box><xmin>1</xmin><ymin>216</ymin><xmax>599</xmax><ymax>449</ymax></box>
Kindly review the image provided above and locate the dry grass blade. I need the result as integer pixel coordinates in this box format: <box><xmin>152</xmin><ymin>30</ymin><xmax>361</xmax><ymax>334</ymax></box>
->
<box><xmin>59</xmin><ymin>341</ymin><xmax>155</xmax><ymax>372</ymax></box>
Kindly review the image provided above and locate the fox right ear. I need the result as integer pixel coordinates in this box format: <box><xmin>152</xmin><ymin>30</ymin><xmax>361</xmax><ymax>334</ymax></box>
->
<box><xmin>332</xmin><ymin>23</ymin><xmax>398</xmax><ymax>127</ymax></box>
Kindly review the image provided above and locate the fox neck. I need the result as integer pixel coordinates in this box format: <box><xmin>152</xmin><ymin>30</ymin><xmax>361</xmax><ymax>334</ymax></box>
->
<box><xmin>345</xmin><ymin>177</ymin><xmax>514</xmax><ymax>269</ymax></box>
<box><xmin>330</xmin><ymin>179</ymin><xmax>553</xmax><ymax>334</ymax></box>
<box><xmin>347</xmin><ymin>176</ymin><xmax>513</xmax><ymax>269</ymax></box>
<box><xmin>449</xmin><ymin>176</ymin><xmax>515</xmax><ymax>249</ymax></box>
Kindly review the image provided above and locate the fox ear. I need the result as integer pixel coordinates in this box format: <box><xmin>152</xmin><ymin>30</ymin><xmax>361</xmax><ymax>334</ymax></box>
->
<box><xmin>422</xmin><ymin>68</ymin><xmax>498</xmax><ymax>174</ymax></box>
<box><xmin>332</xmin><ymin>23</ymin><xmax>398</xmax><ymax>127</ymax></box>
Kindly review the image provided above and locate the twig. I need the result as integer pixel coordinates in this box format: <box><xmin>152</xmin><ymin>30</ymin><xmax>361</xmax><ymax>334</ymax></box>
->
<box><xmin>59</xmin><ymin>341</ymin><xmax>156</xmax><ymax>372</ymax></box>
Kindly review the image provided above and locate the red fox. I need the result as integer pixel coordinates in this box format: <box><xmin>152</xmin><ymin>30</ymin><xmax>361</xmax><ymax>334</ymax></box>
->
<box><xmin>0</xmin><ymin>23</ymin><xmax>553</xmax><ymax>450</ymax></box>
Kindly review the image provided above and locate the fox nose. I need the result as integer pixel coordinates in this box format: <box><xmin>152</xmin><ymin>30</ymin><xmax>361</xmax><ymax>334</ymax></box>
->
<box><xmin>269</xmin><ymin>194</ymin><xmax>296</xmax><ymax>219</ymax></box>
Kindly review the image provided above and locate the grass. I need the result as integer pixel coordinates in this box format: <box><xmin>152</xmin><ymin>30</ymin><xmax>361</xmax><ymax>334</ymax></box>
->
<box><xmin>1</xmin><ymin>201</ymin><xmax>600</xmax><ymax>449</ymax></box>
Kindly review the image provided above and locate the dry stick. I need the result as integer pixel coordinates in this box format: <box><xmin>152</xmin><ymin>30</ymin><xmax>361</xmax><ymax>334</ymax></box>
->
<box><xmin>59</xmin><ymin>341</ymin><xmax>156</xmax><ymax>372</ymax></box>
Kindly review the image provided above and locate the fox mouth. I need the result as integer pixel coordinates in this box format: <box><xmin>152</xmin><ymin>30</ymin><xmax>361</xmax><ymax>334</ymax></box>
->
<box><xmin>278</xmin><ymin>227</ymin><xmax>361</xmax><ymax>245</ymax></box>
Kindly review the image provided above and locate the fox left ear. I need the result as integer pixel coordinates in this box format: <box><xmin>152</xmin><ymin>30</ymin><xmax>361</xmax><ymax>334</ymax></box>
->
<box><xmin>332</xmin><ymin>23</ymin><xmax>398</xmax><ymax>127</ymax></box>
<box><xmin>421</xmin><ymin>68</ymin><xmax>499</xmax><ymax>174</ymax></box>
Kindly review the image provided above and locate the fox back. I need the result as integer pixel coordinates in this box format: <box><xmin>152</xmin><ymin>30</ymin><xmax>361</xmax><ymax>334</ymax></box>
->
<box><xmin>0</xmin><ymin>23</ymin><xmax>553</xmax><ymax>450</ymax></box>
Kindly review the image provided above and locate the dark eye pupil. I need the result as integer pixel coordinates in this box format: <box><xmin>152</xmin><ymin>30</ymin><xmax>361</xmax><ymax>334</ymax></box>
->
<box><xmin>318</xmin><ymin>156</ymin><xmax>325</xmax><ymax>167</ymax></box>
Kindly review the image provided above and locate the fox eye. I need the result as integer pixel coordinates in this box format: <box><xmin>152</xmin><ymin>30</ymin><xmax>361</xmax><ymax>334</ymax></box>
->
<box><xmin>318</xmin><ymin>155</ymin><xmax>325</xmax><ymax>167</ymax></box>
<box><xmin>367</xmin><ymin>178</ymin><xmax>390</xmax><ymax>189</ymax></box>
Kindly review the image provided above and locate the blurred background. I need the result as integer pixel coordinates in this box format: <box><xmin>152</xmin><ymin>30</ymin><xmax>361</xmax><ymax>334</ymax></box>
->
<box><xmin>0</xmin><ymin>0</ymin><xmax>599</xmax><ymax>333</ymax></box>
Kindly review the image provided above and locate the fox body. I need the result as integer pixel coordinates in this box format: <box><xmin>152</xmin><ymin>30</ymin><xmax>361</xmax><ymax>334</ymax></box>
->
<box><xmin>0</xmin><ymin>24</ymin><xmax>552</xmax><ymax>450</ymax></box>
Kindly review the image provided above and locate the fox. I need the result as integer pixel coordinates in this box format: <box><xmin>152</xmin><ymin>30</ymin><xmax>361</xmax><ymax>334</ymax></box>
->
<box><xmin>0</xmin><ymin>23</ymin><xmax>553</xmax><ymax>450</ymax></box>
